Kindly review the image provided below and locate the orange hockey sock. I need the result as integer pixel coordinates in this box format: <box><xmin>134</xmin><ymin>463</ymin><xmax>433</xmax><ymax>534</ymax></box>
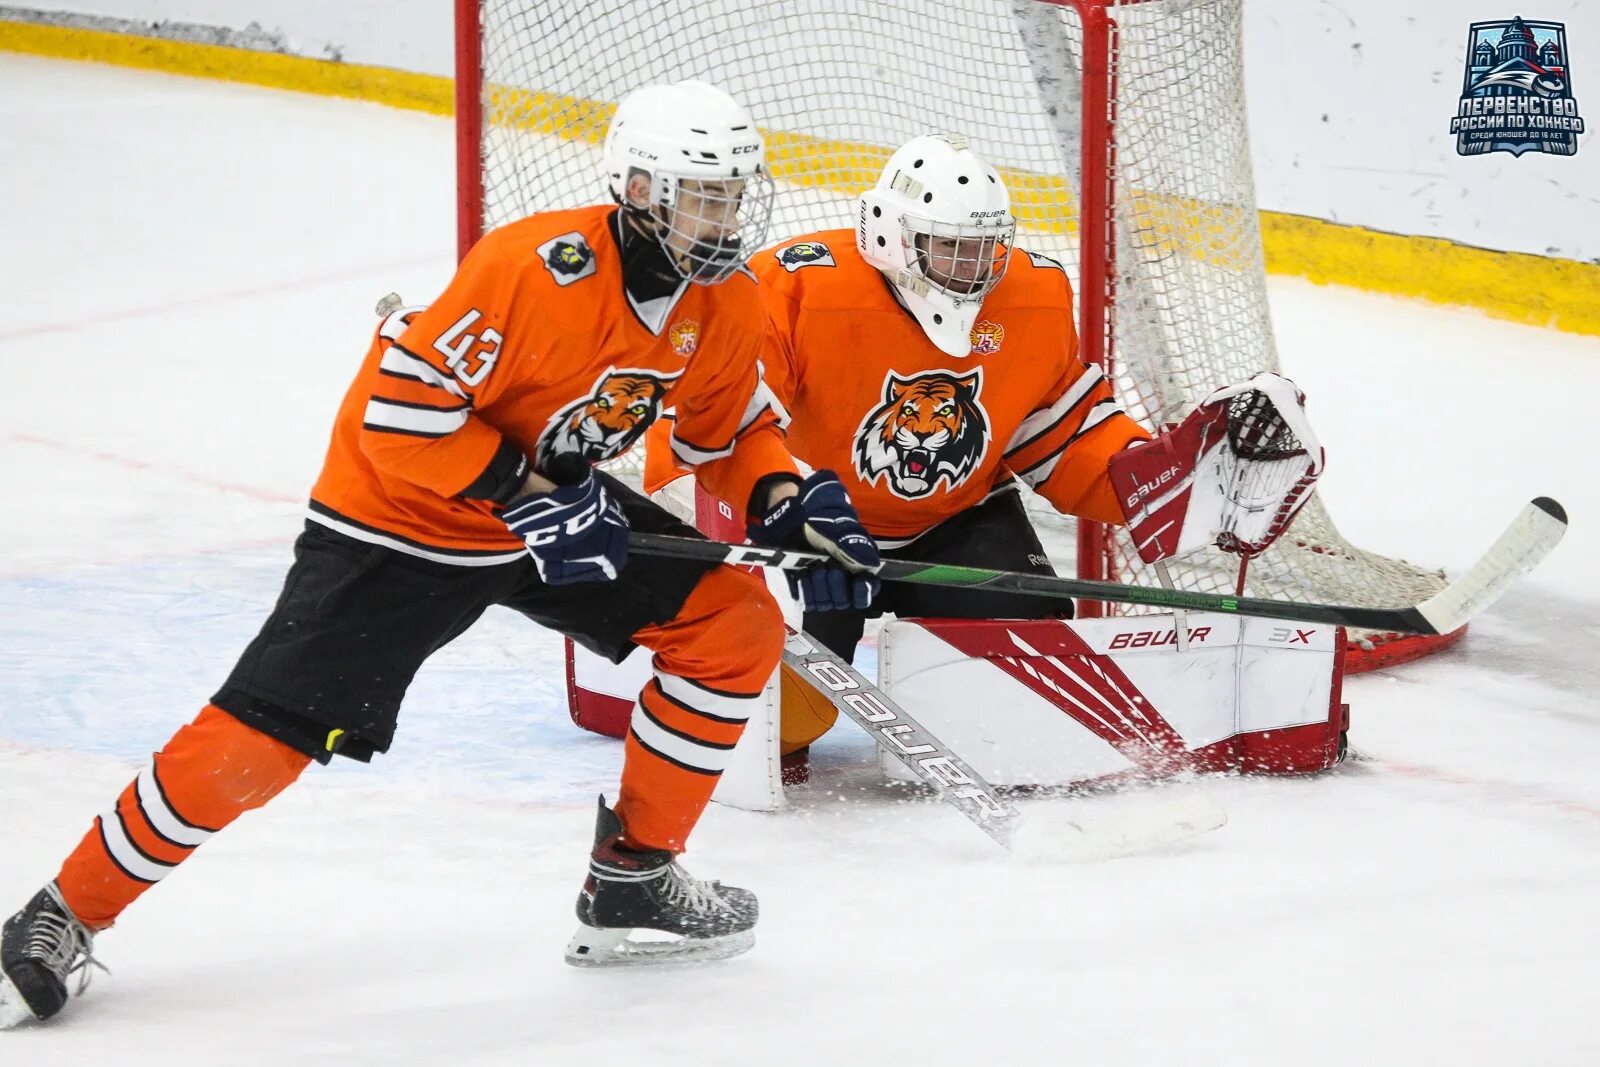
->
<box><xmin>55</xmin><ymin>704</ymin><xmax>311</xmax><ymax>930</ymax></box>
<box><xmin>618</xmin><ymin>568</ymin><xmax>783</xmax><ymax>853</ymax></box>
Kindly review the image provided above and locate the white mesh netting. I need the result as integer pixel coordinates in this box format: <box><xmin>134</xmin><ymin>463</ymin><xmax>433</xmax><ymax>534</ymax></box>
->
<box><xmin>467</xmin><ymin>0</ymin><xmax>1454</xmax><ymax>667</ymax></box>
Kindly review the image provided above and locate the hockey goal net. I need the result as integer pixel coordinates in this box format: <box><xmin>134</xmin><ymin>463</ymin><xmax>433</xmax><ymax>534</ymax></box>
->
<box><xmin>455</xmin><ymin>0</ymin><xmax>1459</xmax><ymax>672</ymax></box>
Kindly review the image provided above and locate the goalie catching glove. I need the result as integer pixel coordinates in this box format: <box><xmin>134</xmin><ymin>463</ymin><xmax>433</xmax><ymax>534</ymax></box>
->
<box><xmin>1107</xmin><ymin>372</ymin><xmax>1325</xmax><ymax>564</ymax></box>
<box><xmin>749</xmin><ymin>471</ymin><xmax>882</xmax><ymax>611</ymax></box>
<box><xmin>501</xmin><ymin>456</ymin><xmax>630</xmax><ymax>585</ymax></box>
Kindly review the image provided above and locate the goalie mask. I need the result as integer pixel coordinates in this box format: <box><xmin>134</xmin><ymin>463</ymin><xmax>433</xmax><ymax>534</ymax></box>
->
<box><xmin>603</xmin><ymin>80</ymin><xmax>774</xmax><ymax>285</ymax></box>
<box><xmin>857</xmin><ymin>135</ymin><xmax>1016</xmax><ymax>356</ymax></box>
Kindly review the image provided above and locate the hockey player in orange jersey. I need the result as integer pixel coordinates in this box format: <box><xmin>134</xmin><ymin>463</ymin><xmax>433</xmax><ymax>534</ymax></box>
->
<box><xmin>647</xmin><ymin>134</ymin><xmax>1323</xmax><ymax>765</ymax></box>
<box><xmin>0</xmin><ymin>81</ymin><xmax>883</xmax><ymax>1026</ymax></box>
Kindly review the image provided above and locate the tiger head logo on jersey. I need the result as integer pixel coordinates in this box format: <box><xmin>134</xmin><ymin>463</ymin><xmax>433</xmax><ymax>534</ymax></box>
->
<box><xmin>852</xmin><ymin>369</ymin><xmax>991</xmax><ymax>499</ymax></box>
<box><xmin>536</xmin><ymin>367</ymin><xmax>681</xmax><ymax>466</ymax></box>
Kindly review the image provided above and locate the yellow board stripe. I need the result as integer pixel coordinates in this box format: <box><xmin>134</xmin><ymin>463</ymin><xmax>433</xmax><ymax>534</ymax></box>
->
<box><xmin>473</xmin><ymin>87</ymin><xmax>1083</xmax><ymax>231</ymax></box>
<box><xmin>0</xmin><ymin>20</ymin><xmax>453</xmax><ymax>113</ymax></box>
<box><xmin>4</xmin><ymin>18</ymin><xmax>1596</xmax><ymax>337</ymax></box>
<box><xmin>1263</xmin><ymin>213</ymin><xmax>1600</xmax><ymax>337</ymax></box>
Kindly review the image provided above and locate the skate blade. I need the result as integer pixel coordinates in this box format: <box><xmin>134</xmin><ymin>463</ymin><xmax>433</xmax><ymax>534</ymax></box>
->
<box><xmin>564</xmin><ymin>925</ymin><xmax>755</xmax><ymax>968</ymax></box>
<box><xmin>0</xmin><ymin>973</ymin><xmax>39</xmax><ymax>1030</ymax></box>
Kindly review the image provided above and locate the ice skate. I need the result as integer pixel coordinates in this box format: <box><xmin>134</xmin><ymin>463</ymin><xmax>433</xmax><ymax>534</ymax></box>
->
<box><xmin>565</xmin><ymin>796</ymin><xmax>757</xmax><ymax>967</ymax></box>
<box><xmin>0</xmin><ymin>882</ymin><xmax>104</xmax><ymax>1028</ymax></box>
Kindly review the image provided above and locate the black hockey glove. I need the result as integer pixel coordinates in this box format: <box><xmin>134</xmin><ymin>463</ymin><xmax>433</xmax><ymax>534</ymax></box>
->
<box><xmin>501</xmin><ymin>461</ymin><xmax>629</xmax><ymax>585</ymax></box>
<box><xmin>749</xmin><ymin>471</ymin><xmax>881</xmax><ymax>612</ymax></box>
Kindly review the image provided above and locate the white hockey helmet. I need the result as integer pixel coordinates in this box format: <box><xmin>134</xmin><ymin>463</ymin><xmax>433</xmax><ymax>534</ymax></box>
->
<box><xmin>602</xmin><ymin>80</ymin><xmax>773</xmax><ymax>285</ymax></box>
<box><xmin>857</xmin><ymin>135</ymin><xmax>1016</xmax><ymax>356</ymax></box>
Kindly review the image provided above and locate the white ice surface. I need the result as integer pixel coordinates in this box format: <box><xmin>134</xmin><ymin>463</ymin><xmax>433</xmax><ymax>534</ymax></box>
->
<box><xmin>3</xmin><ymin>55</ymin><xmax>1599</xmax><ymax>1066</ymax></box>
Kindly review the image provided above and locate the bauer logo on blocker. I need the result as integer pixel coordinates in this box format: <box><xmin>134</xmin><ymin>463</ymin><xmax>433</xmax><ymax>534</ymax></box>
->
<box><xmin>1450</xmin><ymin>17</ymin><xmax>1584</xmax><ymax>157</ymax></box>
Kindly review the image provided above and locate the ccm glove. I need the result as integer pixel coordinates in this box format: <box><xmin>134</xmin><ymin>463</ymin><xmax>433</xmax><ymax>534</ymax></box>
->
<box><xmin>749</xmin><ymin>470</ymin><xmax>881</xmax><ymax>612</ymax></box>
<box><xmin>502</xmin><ymin>465</ymin><xmax>629</xmax><ymax>585</ymax></box>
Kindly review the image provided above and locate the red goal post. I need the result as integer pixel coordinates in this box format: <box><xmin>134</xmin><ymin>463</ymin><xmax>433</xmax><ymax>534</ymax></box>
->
<box><xmin>453</xmin><ymin>0</ymin><xmax>1463</xmax><ymax>672</ymax></box>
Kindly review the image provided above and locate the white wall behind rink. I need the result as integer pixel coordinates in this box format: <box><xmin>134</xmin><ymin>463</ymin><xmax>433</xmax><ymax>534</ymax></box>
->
<box><xmin>20</xmin><ymin>0</ymin><xmax>1599</xmax><ymax>262</ymax></box>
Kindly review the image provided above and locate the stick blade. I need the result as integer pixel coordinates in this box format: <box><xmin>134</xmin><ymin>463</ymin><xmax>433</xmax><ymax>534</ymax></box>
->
<box><xmin>1008</xmin><ymin>787</ymin><xmax>1227</xmax><ymax>864</ymax></box>
<box><xmin>1415</xmin><ymin>497</ymin><xmax>1568</xmax><ymax>634</ymax></box>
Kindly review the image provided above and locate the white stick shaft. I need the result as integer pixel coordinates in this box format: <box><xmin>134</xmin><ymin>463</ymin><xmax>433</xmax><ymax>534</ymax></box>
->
<box><xmin>780</xmin><ymin>629</ymin><xmax>1020</xmax><ymax>849</ymax></box>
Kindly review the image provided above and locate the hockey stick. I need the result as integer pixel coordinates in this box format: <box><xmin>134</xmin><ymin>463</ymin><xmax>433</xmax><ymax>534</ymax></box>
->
<box><xmin>779</xmin><ymin>628</ymin><xmax>1226</xmax><ymax>859</ymax></box>
<box><xmin>780</xmin><ymin>628</ymin><xmax>1018</xmax><ymax>849</ymax></box>
<box><xmin>632</xmin><ymin>497</ymin><xmax>1567</xmax><ymax>636</ymax></box>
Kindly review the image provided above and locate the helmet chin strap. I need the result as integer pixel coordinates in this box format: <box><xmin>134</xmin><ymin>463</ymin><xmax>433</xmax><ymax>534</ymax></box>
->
<box><xmin>622</xmin><ymin>202</ymin><xmax>742</xmax><ymax>284</ymax></box>
<box><xmin>681</xmin><ymin>235</ymin><xmax>743</xmax><ymax>280</ymax></box>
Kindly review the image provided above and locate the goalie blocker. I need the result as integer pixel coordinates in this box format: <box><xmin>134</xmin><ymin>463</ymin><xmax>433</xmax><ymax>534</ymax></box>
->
<box><xmin>568</xmin><ymin>480</ymin><xmax>1347</xmax><ymax>806</ymax></box>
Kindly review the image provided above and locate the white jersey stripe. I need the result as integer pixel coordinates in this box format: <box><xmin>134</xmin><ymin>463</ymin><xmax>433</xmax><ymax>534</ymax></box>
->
<box><xmin>1017</xmin><ymin>401</ymin><xmax>1124</xmax><ymax>488</ymax></box>
<box><xmin>1004</xmin><ymin>367</ymin><xmax>1104</xmax><ymax>455</ymax></box>
<box><xmin>99</xmin><ymin>809</ymin><xmax>174</xmax><ymax>884</ymax></box>
<box><xmin>1065</xmin><ymin>399</ymin><xmax>1123</xmax><ymax>443</ymax></box>
<box><xmin>305</xmin><ymin>510</ymin><xmax>526</xmax><ymax>566</ymax></box>
<box><xmin>378</xmin><ymin>306</ymin><xmax>427</xmax><ymax>342</ymax></box>
<box><xmin>136</xmin><ymin>763</ymin><xmax>212</xmax><ymax>848</ymax></box>
<box><xmin>362</xmin><ymin>398</ymin><xmax>470</xmax><ymax>436</ymax></box>
<box><xmin>378</xmin><ymin>346</ymin><xmax>468</xmax><ymax>399</ymax></box>
<box><xmin>669</xmin><ymin>432</ymin><xmax>735</xmax><ymax>466</ymax></box>
<box><xmin>1019</xmin><ymin>450</ymin><xmax>1063</xmax><ymax>488</ymax></box>
<box><xmin>737</xmin><ymin>376</ymin><xmax>790</xmax><ymax>433</ymax></box>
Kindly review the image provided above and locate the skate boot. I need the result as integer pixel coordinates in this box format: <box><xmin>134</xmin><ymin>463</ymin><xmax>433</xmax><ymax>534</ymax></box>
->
<box><xmin>0</xmin><ymin>882</ymin><xmax>105</xmax><ymax>1028</ymax></box>
<box><xmin>565</xmin><ymin>796</ymin><xmax>757</xmax><ymax>967</ymax></box>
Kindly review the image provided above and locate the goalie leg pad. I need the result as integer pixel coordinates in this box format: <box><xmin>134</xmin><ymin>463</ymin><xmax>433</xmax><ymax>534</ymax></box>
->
<box><xmin>878</xmin><ymin>614</ymin><xmax>1346</xmax><ymax>787</ymax></box>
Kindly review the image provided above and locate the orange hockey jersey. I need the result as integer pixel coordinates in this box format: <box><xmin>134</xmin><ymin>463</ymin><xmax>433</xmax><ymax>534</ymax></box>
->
<box><xmin>309</xmin><ymin>206</ymin><xmax>795</xmax><ymax>562</ymax></box>
<box><xmin>744</xmin><ymin>230</ymin><xmax>1150</xmax><ymax>544</ymax></box>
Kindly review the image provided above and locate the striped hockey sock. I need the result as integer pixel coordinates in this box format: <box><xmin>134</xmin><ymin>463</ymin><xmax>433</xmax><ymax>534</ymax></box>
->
<box><xmin>54</xmin><ymin>704</ymin><xmax>311</xmax><ymax>930</ymax></box>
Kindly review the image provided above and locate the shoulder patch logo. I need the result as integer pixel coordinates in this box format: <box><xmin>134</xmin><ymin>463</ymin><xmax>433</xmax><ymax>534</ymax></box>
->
<box><xmin>776</xmin><ymin>241</ymin><xmax>836</xmax><ymax>272</ymax></box>
<box><xmin>1023</xmin><ymin>250</ymin><xmax>1066</xmax><ymax>273</ymax></box>
<box><xmin>852</xmin><ymin>369</ymin><xmax>992</xmax><ymax>500</ymax></box>
<box><xmin>536</xmin><ymin>366</ymin><xmax>682</xmax><ymax>466</ymax></box>
<box><xmin>538</xmin><ymin>231</ymin><xmax>598</xmax><ymax>286</ymax></box>
<box><xmin>970</xmin><ymin>320</ymin><xmax>1004</xmax><ymax>355</ymax></box>
<box><xmin>668</xmin><ymin>319</ymin><xmax>700</xmax><ymax>357</ymax></box>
